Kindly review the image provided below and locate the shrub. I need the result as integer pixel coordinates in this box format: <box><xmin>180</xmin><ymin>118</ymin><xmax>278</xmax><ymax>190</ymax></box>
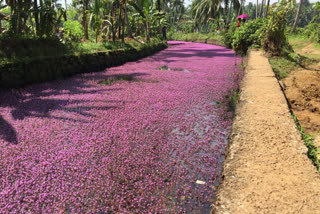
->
<box><xmin>260</xmin><ymin>0</ymin><xmax>295</xmax><ymax>56</ymax></box>
<box><xmin>303</xmin><ymin>23</ymin><xmax>320</xmax><ymax>42</ymax></box>
<box><xmin>0</xmin><ymin>41</ymin><xmax>167</xmax><ymax>88</ymax></box>
<box><xmin>63</xmin><ymin>20</ymin><xmax>84</xmax><ymax>42</ymax></box>
<box><xmin>232</xmin><ymin>18</ymin><xmax>266</xmax><ymax>56</ymax></box>
<box><xmin>222</xmin><ymin>22</ymin><xmax>237</xmax><ymax>49</ymax></box>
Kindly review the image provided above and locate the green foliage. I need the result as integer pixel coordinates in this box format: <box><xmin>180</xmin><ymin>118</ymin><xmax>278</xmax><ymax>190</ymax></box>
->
<box><xmin>223</xmin><ymin>22</ymin><xmax>237</xmax><ymax>49</ymax></box>
<box><xmin>228</xmin><ymin>89</ymin><xmax>239</xmax><ymax>112</ymax></box>
<box><xmin>0</xmin><ymin>39</ymin><xmax>167</xmax><ymax>88</ymax></box>
<box><xmin>292</xmin><ymin>114</ymin><xmax>320</xmax><ymax>171</ymax></box>
<box><xmin>303</xmin><ymin>23</ymin><xmax>320</xmax><ymax>42</ymax></box>
<box><xmin>63</xmin><ymin>20</ymin><xmax>84</xmax><ymax>41</ymax></box>
<box><xmin>167</xmin><ymin>31</ymin><xmax>223</xmax><ymax>45</ymax></box>
<box><xmin>100</xmin><ymin>74</ymin><xmax>136</xmax><ymax>85</ymax></box>
<box><xmin>0</xmin><ymin>36</ymin><xmax>73</xmax><ymax>65</ymax></box>
<box><xmin>232</xmin><ymin>18</ymin><xmax>266</xmax><ymax>56</ymax></box>
<box><xmin>260</xmin><ymin>0</ymin><xmax>295</xmax><ymax>56</ymax></box>
<box><xmin>269</xmin><ymin>56</ymin><xmax>299</xmax><ymax>79</ymax></box>
<box><xmin>159</xmin><ymin>65</ymin><xmax>169</xmax><ymax>70</ymax></box>
<box><xmin>74</xmin><ymin>41</ymin><xmax>133</xmax><ymax>54</ymax></box>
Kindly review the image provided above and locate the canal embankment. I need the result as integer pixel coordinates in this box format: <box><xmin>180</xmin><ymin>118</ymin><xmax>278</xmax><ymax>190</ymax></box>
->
<box><xmin>213</xmin><ymin>50</ymin><xmax>320</xmax><ymax>214</ymax></box>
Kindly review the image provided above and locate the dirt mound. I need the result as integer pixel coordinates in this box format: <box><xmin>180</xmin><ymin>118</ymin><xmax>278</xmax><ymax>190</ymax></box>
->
<box><xmin>283</xmin><ymin>68</ymin><xmax>320</xmax><ymax>135</ymax></box>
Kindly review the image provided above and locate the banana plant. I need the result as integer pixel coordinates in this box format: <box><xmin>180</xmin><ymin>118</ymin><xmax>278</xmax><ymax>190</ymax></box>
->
<box><xmin>0</xmin><ymin>4</ymin><xmax>9</xmax><ymax>33</ymax></box>
<box><xmin>128</xmin><ymin>0</ymin><xmax>153</xmax><ymax>41</ymax></box>
<box><xmin>129</xmin><ymin>0</ymin><xmax>166</xmax><ymax>41</ymax></box>
<box><xmin>89</xmin><ymin>0</ymin><xmax>111</xmax><ymax>42</ymax></box>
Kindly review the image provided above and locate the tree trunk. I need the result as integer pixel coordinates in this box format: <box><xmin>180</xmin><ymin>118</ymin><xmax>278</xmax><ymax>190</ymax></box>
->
<box><xmin>124</xmin><ymin>4</ymin><xmax>132</xmax><ymax>38</ymax></box>
<box><xmin>17</xmin><ymin>0</ymin><xmax>23</xmax><ymax>34</ymax></box>
<box><xmin>121</xmin><ymin>6</ymin><xmax>125</xmax><ymax>42</ymax></box>
<box><xmin>265</xmin><ymin>0</ymin><xmax>270</xmax><ymax>16</ymax></box>
<box><xmin>226</xmin><ymin>0</ymin><xmax>232</xmax><ymax>25</ymax></box>
<box><xmin>259</xmin><ymin>0</ymin><xmax>264</xmax><ymax>18</ymax></box>
<box><xmin>145</xmin><ymin>21</ymin><xmax>150</xmax><ymax>41</ymax></box>
<box><xmin>238</xmin><ymin>0</ymin><xmax>243</xmax><ymax>16</ymax></box>
<box><xmin>118</xmin><ymin>2</ymin><xmax>122</xmax><ymax>40</ymax></box>
<box><xmin>34</xmin><ymin>0</ymin><xmax>39</xmax><ymax>35</ymax></box>
<box><xmin>290</xmin><ymin>0</ymin><xmax>303</xmax><ymax>33</ymax></box>
<box><xmin>82</xmin><ymin>0</ymin><xmax>89</xmax><ymax>40</ymax></box>
<box><xmin>112</xmin><ymin>4</ymin><xmax>116</xmax><ymax>41</ymax></box>
<box><xmin>256</xmin><ymin>0</ymin><xmax>258</xmax><ymax>18</ymax></box>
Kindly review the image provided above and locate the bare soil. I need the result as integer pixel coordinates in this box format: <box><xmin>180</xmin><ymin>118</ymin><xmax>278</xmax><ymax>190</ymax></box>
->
<box><xmin>283</xmin><ymin>66</ymin><xmax>320</xmax><ymax>136</ymax></box>
<box><xmin>297</xmin><ymin>43</ymin><xmax>320</xmax><ymax>56</ymax></box>
<box><xmin>213</xmin><ymin>50</ymin><xmax>320</xmax><ymax>214</ymax></box>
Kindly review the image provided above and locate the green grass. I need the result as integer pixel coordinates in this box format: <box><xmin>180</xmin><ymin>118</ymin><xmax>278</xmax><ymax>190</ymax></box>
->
<box><xmin>167</xmin><ymin>32</ymin><xmax>224</xmax><ymax>45</ymax></box>
<box><xmin>269</xmin><ymin>35</ymin><xmax>320</xmax><ymax>79</ymax></box>
<box><xmin>228</xmin><ymin>89</ymin><xmax>240</xmax><ymax>112</ymax></box>
<box><xmin>288</xmin><ymin>35</ymin><xmax>320</xmax><ymax>59</ymax></box>
<box><xmin>269</xmin><ymin>56</ymin><xmax>300</xmax><ymax>79</ymax></box>
<box><xmin>159</xmin><ymin>65</ymin><xmax>169</xmax><ymax>70</ymax></box>
<box><xmin>99</xmin><ymin>74</ymin><xmax>136</xmax><ymax>85</ymax></box>
<box><xmin>0</xmin><ymin>35</ymin><xmax>162</xmax><ymax>65</ymax></box>
<box><xmin>73</xmin><ymin>41</ymin><xmax>134</xmax><ymax>55</ymax></box>
<box><xmin>292</xmin><ymin>114</ymin><xmax>320</xmax><ymax>171</ymax></box>
<box><xmin>288</xmin><ymin>35</ymin><xmax>311</xmax><ymax>51</ymax></box>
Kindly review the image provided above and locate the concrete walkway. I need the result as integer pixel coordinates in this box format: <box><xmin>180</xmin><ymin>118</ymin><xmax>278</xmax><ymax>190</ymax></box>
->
<box><xmin>213</xmin><ymin>50</ymin><xmax>320</xmax><ymax>214</ymax></box>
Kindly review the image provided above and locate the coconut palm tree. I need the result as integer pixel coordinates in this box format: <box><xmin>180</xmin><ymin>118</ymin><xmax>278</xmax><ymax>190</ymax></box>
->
<box><xmin>191</xmin><ymin>0</ymin><xmax>239</xmax><ymax>25</ymax></box>
<box><xmin>290</xmin><ymin>0</ymin><xmax>303</xmax><ymax>33</ymax></box>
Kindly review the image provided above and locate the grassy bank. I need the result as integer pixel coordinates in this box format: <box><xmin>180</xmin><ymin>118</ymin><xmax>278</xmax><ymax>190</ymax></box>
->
<box><xmin>293</xmin><ymin>114</ymin><xmax>320</xmax><ymax>171</ymax></box>
<box><xmin>269</xmin><ymin>36</ymin><xmax>320</xmax><ymax>171</ymax></box>
<box><xmin>0</xmin><ymin>36</ymin><xmax>160</xmax><ymax>65</ymax></box>
<box><xmin>167</xmin><ymin>32</ymin><xmax>224</xmax><ymax>46</ymax></box>
<box><xmin>0</xmin><ymin>38</ymin><xmax>167</xmax><ymax>88</ymax></box>
<box><xmin>288</xmin><ymin>35</ymin><xmax>320</xmax><ymax>59</ymax></box>
<box><xmin>268</xmin><ymin>35</ymin><xmax>320</xmax><ymax>80</ymax></box>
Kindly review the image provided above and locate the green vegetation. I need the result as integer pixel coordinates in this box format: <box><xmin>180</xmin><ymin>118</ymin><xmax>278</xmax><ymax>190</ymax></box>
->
<box><xmin>0</xmin><ymin>35</ymin><xmax>162</xmax><ymax>64</ymax></box>
<box><xmin>269</xmin><ymin>56</ymin><xmax>300</xmax><ymax>79</ymax></box>
<box><xmin>0</xmin><ymin>0</ymin><xmax>319</xmax><ymax>89</ymax></box>
<box><xmin>232</xmin><ymin>18</ymin><xmax>265</xmax><ymax>56</ymax></box>
<box><xmin>99</xmin><ymin>74</ymin><xmax>136</xmax><ymax>85</ymax></box>
<box><xmin>228</xmin><ymin>89</ymin><xmax>240</xmax><ymax>112</ymax></box>
<box><xmin>0</xmin><ymin>40</ymin><xmax>167</xmax><ymax>88</ymax></box>
<box><xmin>160</xmin><ymin>65</ymin><xmax>169</xmax><ymax>70</ymax></box>
<box><xmin>167</xmin><ymin>32</ymin><xmax>223</xmax><ymax>45</ymax></box>
<box><xmin>293</xmin><ymin>114</ymin><xmax>320</xmax><ymax>171</ymax></box>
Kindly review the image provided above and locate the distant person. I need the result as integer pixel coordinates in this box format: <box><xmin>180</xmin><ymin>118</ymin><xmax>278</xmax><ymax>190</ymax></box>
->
<box><xmin>162</xmin><ymin>27</ymin><xmax>167</xmax><ymax>40</ymax></box>
<box><xmin>237</xmin><ymin>18</ymin><xmax>241</xmax><ymax>28</ymax></box>
<box><xmin>217</xmin><ymin>27</ymin><xmax>221</xmax><ymax>35</ymax></box>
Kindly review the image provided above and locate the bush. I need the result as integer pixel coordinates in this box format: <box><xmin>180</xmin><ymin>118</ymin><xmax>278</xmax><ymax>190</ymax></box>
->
<box><xmin>0</xmin><ymin>41</ymin><xmax>167</xmax><ymax>88</ymax></box>
<box><xmin>232</xmin><ymin>18</ymin><xmax>266</xmax><ymax>56</ymax></box>
<box><xmin>261</xmin><ymin>0</ymin><xmax>294</xmax><ymax>56</ymax></box>
<box><xmin>222</xmin><ymin>22</ymin><xmax>237</xmax><ymax>49</ymax></box>
<box><xmin>63</xmin><ymin>20</ymin><xmax>84</xmax><ymax>42</ymax></box>
<box><xmin>303</xmin><ymin>23</ymin><xmax>320</xmax><ymax>42</ymax></box>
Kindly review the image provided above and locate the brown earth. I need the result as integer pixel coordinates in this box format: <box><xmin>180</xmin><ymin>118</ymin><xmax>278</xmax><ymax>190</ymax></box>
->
<box><xmin>297</xmin><ymin>43</ymin><xmax>320</xmax><ymax>56</ymax></box>
<box><xmin>282</xmin><ymin>66</ymin><xmax>320</xmax><ymax>137</ymax></box>
<box><xmin>213</xmin><ymin>50</ymin><xmax>320</xmax><ymax>214</ymax></box>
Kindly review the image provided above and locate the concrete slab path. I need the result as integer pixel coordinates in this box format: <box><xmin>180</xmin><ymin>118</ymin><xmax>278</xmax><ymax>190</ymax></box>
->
<box><xmin>213</xmin><ymin>50</ymin><xmax>320</xmax><ymax>214</ymax></box>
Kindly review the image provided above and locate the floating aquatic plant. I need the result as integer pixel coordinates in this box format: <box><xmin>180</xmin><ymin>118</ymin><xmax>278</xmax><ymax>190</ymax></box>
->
<box><xmin>0</xmin><ymin>41</ymin><xmax>242</xmax><ymax>213</ymax></box>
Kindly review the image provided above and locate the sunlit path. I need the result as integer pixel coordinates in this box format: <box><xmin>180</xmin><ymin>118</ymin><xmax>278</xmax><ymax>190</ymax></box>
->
<box><xmin>0</xmin><ymin>42</ymin><xmax>241</xmax><ymax>213</ymax></box>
